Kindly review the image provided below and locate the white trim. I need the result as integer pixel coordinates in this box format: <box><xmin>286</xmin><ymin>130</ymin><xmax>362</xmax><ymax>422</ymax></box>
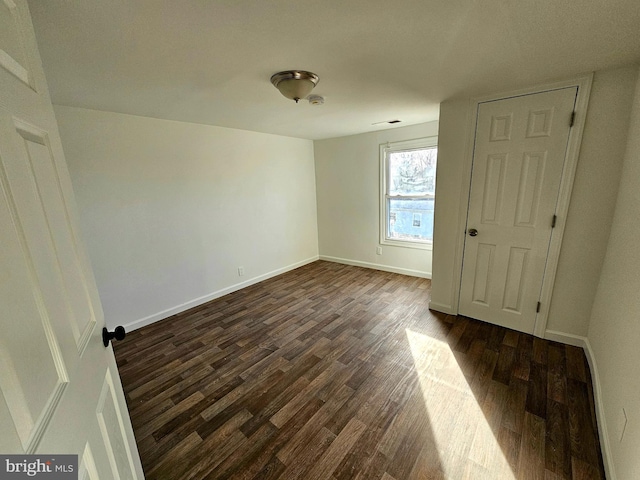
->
<box><xmin>447</xmin><ymin>74</ymin><xmax>594</xmax><ymax>335</ymax></box>
<box><xmin>534</xmin><ymin>74</ymin><xmax>593</xmax><ymax>337</ymax></box>
<box><xmin>543</xmin><ymin>329</ymin><xmax>586</xmax><ymax>347</ymax></box>
<box><xmin>0</xmin><ymin>49</ymin><xmax>30</xmax><ymax>87</ymax></box>
<box><xmin>381</xmin><ymin>238</ymin><xmax>433</xmax><ymax>251</ymax></box>
<box><xmin>583</xmin><ymin>336</ymin><xmax>616</xmax><ymax>480</ymax></box>
<box><xmin>450</xmin><ymin>97</ymin><xmax>476</xmax><ymax>314</ymax></box>
<box><xmin>319</xmin><ymin>255</ymin><xmax>431</xmax><ymax>279</ymax></box>
<box><xmin>122</xmin><ymin>256</ymin><xmax>319</xmax><ymax>332</ymax></box>
<box><xmin>428</xmin><ymin>301</ymin><xmax>454</xmax><ymax>314</ymax></box>
<box><xmin>544</xmin><ymin>329</ymin><xmax>616</xmax><ymax>480</ymax></box>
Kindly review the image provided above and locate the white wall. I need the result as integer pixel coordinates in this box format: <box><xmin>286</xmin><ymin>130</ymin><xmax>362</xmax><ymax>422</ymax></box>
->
<box><xmin>546</xmin><ymin>66</ymin><xmax>637</xmax><ymax>335</ymax></box>
<box><xmin>429</xmin><ymin>97</ymin><xmax>472</xmax><ymax>312</ymax></box>
<box><xmin>431</xmin><ymin>65</ymin><xmax>638</xmax><ymax>336</ymax></box>
<box><xmin>587</xmin><ymin>65</ymin><xmax>640</xmax><ymax>480</ymax></box>
<box><xmin>54</xmin><ymin>106</ymin><xmax>319</xmax><ymax>330</ymax></box>
<box><xmin>314</xmin><ymin>122</ymin><xmax>439</xmax><ymax>278</ymax></box>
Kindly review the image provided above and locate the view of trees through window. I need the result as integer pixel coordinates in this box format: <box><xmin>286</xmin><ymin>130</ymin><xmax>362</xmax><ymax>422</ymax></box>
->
<box><xmin>386</xmin><ymin>146</ymin><xmax>437</xmax><ymax>243</ymax></box>
<box><xmin>389</xmin><ymin>148</ymin><xmax>436</xmax><ymax>196</ymax></box>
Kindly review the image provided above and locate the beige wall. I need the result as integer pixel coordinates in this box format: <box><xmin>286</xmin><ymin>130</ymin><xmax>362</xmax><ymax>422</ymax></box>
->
<box><xmin>431</xmin><ymin>65</ymin><xmax>638</xmax><ymax>337</ymax></box>
<box><xmin>547</xmin><ymin>66</ymin><xmax>637</xmax><ymax>335</ymax></box>
<box><xmin>314</xmin><ymin>122</ymin><xmax>438</xmax><ymax>277</ymax></box>
<box><xmin>54</xmin><ymin>106</ymin><xmax>319</xmax><ymax>330</ymax></box>
<box><xmin>587</xmin><ymin>65</ymin><xmax>640</xmax><ymax>480</ymax></box>
<box><xmin>429</xmin><ymin>96</ymin><xmax>472</xmax><ymax>312</ymax></box>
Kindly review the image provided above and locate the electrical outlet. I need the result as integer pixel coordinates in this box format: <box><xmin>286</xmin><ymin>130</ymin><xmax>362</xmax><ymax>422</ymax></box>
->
<box><xmin>376</xmin><ymin>247</ymin><xmax>383</xmax><ymax>255</ymax></box>
<box><xmin>618</xmin><ymin>408</ymin><xmax>628</xmax><ymax>442</ymax></box>
<box><xmin>238</xmin><ymin>266</ymin><xmax>244</xmax><ymax>277</ymax></box>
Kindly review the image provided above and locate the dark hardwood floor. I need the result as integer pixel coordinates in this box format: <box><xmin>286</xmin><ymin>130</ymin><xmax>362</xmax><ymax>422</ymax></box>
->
<box><xmin>114</xmin><ymin>261</ymin><xmax>605</xmax><ymax>480</ymax></box>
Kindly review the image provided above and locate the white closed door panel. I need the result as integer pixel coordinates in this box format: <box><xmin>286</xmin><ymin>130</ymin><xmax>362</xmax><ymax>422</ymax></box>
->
<box><xmin>0</xmin><ymin>1</ymin><xmax>144</xmax><ymax>478</ymax></box>
<box><xmin>459</xmin><ymin>87</ymin><xmax>576</xmax><ymax>334</ymax></box>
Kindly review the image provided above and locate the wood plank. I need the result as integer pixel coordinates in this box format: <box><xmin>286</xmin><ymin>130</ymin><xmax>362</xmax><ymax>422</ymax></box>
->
<box><xmin>275</xmin><ymin>383</ymin><xmax>354</xmax><ymax>465</ymax></box>
<box><xmin>526</xmin><ymin>362</ymin><xmax>548</xmax><ymax>419</ymax></box>
<box><xmin>304</xmin><ymin>419</ymin><xmax>367</xmax><ymax>480</ymax></box>
<box><xmin>517</xmin><ymin>412</ymin><xmax>547</xmax><ymax>480</ymax></box>
<box><xmin>565</xmin><ymin>345</ymin><xmax>587</xmax><ymax>383</ymax></box>
<box><xmin>547</xmin><ymin>343</ymin><xmax>568</xmax><ymax>405</ymax></box>
<box><xmin>567</xmin><ymin>378</ymin><xmax>601</xmax><ymax>469</ymax></box>
<box><xmin>545</xmin><ymin>398</ymin><xmax>572</xmax><ymax>478</ymax></box>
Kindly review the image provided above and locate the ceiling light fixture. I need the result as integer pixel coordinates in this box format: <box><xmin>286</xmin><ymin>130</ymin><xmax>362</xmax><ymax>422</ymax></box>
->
<box><xmin>270</xmin><ymin>70</ymin><xmax>319</xmax><ymax>103</ymax></box>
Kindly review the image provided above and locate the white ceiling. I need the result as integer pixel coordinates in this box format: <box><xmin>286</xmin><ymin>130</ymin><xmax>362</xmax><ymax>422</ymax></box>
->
<box><xmin>27</xmin><ymin>0</ymin><xmax>640</xmax><ymax>140</ymax></box>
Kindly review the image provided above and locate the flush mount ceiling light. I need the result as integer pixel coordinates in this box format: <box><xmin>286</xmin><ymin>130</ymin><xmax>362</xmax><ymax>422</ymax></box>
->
<box><xmin>270</xmin><ymin>70</ymin><xmax>319</xmax><ymax>103</ymax></box>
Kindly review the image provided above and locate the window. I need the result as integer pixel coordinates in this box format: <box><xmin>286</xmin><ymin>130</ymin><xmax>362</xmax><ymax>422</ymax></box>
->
<box><xmin>380</xmin><ymin>137</ymin><xmax>437</xmax><ymax>249</ymax></box>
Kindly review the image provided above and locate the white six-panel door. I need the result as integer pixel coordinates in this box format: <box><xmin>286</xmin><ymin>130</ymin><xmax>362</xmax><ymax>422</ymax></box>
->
<box><xmin>459</xmin><ymin>87</ymin><xmax>577</xmax><ymax>334</ymax></box>
<box><xmin>0</xmin><ymin>1</ymin><xmax>144</xmax><ymax>478</ymax></box>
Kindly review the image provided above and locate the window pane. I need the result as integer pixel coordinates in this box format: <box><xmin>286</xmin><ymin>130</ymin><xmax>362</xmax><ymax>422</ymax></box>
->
<box><xmin>388</xmin><ymin>198</ymin><xmax>434</xmax><ymax>242</ymax></box>
<box><xmin>388</xmin><ymin>147</ymin><xmax>437</xmax><ymax>196</ymax></box>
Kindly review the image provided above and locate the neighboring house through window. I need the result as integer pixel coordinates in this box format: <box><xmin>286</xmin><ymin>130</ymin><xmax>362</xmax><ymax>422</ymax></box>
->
<box><xmin>380</xmin><ymin>137</ymin><xmax>437</xmax><ymax>249</ymax></box>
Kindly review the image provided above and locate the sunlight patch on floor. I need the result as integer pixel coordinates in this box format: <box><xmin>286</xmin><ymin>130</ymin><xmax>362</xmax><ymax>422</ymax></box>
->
<box><xmin>406</xmin><ymin>328</ymin><xmax>516</xmax><ymax>479</ymax></box>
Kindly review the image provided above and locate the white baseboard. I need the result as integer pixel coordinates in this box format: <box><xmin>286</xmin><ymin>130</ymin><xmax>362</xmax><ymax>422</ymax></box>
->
<box><xmin>428</xmin><ymin>301</ymin><xmax>455</xmax><ymax>314</ymax></box>
<box><xmin>319</xmin><ymin>255</ymin><xmax>431</xmax><ymax>279</ymax></box>
<box><xmin>544</xmin><ymin>330</ymin><xmax>616</xmax><ymax>480</ymax></box>
<box><xmin>123</xmin><ymin>256</ymin><xmax>319</xmax><ymax>332</ymax></box>
<box><xmin>582</xmin><ymin>336</ymin><xmax>616</xmax><ymax>480</ymax></box>
<box><xmin>544</xmin><ymin>329</ymin><xmax>587</xmax><ymax>348</ymax></box>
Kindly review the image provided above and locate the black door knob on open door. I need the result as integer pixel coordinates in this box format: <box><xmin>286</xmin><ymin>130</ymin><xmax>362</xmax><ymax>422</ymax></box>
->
<box><xmin>468</xmin><ymin>228</ymin><xmax>478</xmax><ymax>237</ymax></box>
<box><xmin>103</xmin><ymin>326</ymin><xmax>126</xmax><ymax>347</ymax></box>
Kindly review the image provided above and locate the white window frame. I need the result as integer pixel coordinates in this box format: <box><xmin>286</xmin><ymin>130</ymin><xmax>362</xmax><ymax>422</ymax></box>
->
<box><xmin>379</xmin><ymin>136</ymin><xmax>438</xmax><ymax>250</ymax></box>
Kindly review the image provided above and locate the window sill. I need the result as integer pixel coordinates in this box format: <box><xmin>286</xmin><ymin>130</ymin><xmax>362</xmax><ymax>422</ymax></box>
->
<box><xmin>381</xmin><ymin>238</ymin><xmax>433</xmax><ymax>251</ymax></box>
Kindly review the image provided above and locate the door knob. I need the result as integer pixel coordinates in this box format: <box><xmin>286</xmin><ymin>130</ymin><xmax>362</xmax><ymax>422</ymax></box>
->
<box><xmin>103</xmin><ymin>326</ymin><xmax>126</xmax><ymax>347</ymax></box>
<box><xmin>468</xmin><ymin>228</ymin><xmax>478</xmax><ymax>237</ymax></box>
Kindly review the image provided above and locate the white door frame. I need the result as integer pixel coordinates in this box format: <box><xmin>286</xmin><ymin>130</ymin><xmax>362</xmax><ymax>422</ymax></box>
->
<box><xmin>449</xmin><ymin>74</ymin><xmax>593</xmax><ymax>338</ymax></box>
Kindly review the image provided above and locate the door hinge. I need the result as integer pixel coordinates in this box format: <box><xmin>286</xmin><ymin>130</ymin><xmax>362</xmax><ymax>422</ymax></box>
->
<box><xmin>570</xmin><ymin>111</ymin><xmax>576</xmax><ymax>127</ymax></box>
<box><xmin>551</xmin><ymin>214</ymin><xmax>557</xmax><ymax>228</ymax></box>
<box><xmin>536</xmin><ymin>301</ymin><xmax>541</xmax><ymax>313</ymax></box>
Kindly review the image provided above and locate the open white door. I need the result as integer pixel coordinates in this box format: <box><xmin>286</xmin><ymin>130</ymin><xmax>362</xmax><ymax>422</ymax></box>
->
<box><xmin>459</xmin><ymin>87</ymin><xmax>577</xmax><ymax>334</ymax></box>
<box><xmin>0</xmin><ymin>1</ymin><xmax>144</xmax><ymax>478</ymax></box>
